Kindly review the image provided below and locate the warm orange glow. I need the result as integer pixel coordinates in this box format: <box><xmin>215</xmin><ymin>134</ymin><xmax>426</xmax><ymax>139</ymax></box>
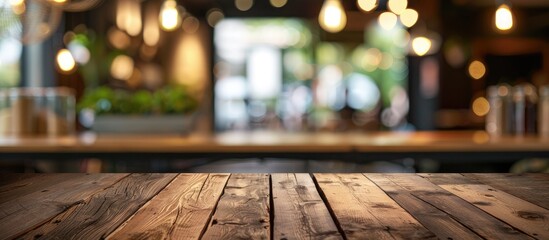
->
<box><xmin>378</xmin><ymin>12</ymin><xmax>397</xmax><ymax>30</ymax></box>
<box><xmin>412</xmin><ymin>37</ymin><xmax>431</xmax><ymax>56</ymax></box>
<box><xmin>319</xmin><ymin>0</ymin><xmax>347</xmax><ymax>33</ymax></box>
<box><xmin>387</xmin><ymin>0</ymin><xmax>407</xmax><ymax>15</ymax></box>
<box><xmin>472</xmin><ymin>97</ymin><xmax>490</xmax><ymax>117</ymax></box>
<box><xmin>468</xmin><ymin>60</ymin><xmax>486</xmax><ymax>80</ymax></box>
<box><xmin>495</xmin><ymin>4</ymin><xmax>513</xmax><ymax>31</ymax></box>
<box><xmin>357</xmin><ymin>0</ymin><xmax>377</xmax><ymax>12</ymax></box>
<box><xmin>399</xmin><ymin>8</ymin><xmax>418</xmax><ymax>27</ymax></box>
<box><xmin>160</xmin><ymin>0</ymin><xmax>180</xmax><ymax>31</ymax></box>
<box><xmin>111</xmin><ymin>55</ymin><xmax>134</xmax><ymax>80</ymax></box>
<box><xmin>56</xmin><ymin>49</ymin><xmax>76</xmax><ymax>73</ymax></box>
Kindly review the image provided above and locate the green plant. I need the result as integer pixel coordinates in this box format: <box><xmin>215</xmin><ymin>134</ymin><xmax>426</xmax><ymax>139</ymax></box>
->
<box><xmin>78</xmin><ymin>85</ymin><xmax>198</xmax><ymax>115</ymax></box>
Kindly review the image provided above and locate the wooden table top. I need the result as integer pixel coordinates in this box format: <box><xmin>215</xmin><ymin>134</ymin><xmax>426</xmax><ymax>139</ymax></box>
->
<box><xmin>0</xmin><ymin>131</ymin><xmax>548</xmax><ymax>153</ymax></box>
<box><xmin>1</xmin><ymin>173</ymin><xmax>547</xmax><ymax>239</ymax></box>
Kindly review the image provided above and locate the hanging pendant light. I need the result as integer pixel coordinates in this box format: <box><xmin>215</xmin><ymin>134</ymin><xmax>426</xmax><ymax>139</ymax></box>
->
<box><xmin>318</xmin><ymin>0</ymin><xmax>347</xmax><ymax>33</ymax></box>
<box><xmin>495</xmin><ymin>4</ymin><xmax>513</xmax><ymax>31</ymax></box>
<box><xmin>159</xmin><ymin>0</ymin><xmax>180</xmax><ymax>31</ymax></box>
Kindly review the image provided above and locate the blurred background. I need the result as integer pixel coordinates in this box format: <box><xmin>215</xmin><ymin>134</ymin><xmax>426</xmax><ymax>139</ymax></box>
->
<box><xmin>0</xmin><ymin>0</ymin><xmax>548</xmax><ymax>173</ymax></box>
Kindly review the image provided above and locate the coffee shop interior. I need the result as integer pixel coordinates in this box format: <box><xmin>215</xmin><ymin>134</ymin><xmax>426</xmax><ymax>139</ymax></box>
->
<box><xmin>0</xmin><ymin>0</ymin><xmax>548</xmax><ymax>173</ymax></box>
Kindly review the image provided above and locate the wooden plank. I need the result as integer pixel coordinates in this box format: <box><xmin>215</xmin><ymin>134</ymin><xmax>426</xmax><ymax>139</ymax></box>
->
<box><xmin>314</xmin><ymin>173</ymin><xmax>436</xmax><ymax>239</ymax></box>
<box><xmin>0</xmin><ymin>173</ymin><xmax>37</xmax><ymax>186</ymax></box>
<box><xmin>418</xmin><ymin>173</ymin><xmax>481</xmax><ymax>185</ymax></box>
<box><xmin>0</xmin><ymin>173</ymin><xmax>86</xmax><ymax>204</ymax></box>
<box><xmin>271</xmin><ymin>173</ymin><xmax>342</xmax><ymax>240</ymax></box>
<box><xmin>19</xmin><ymin>173</ymin><xmax>176</xmax><ymax>240</ymax></box>
<box><xmin>374</xmin><ymin>174</ymin><xmax>532</xmax><ymax>240</ymax></box>
<box><xmin>367</xmin><ymin>174</ymin><xmax>483</xmax><ymax>240</ymax></box>
<box><xmin>201</xmin><ymin>173</ymin><xmax>270</xmax><ymax>240</ymax></box>
<box><xmin>439</xmin><ymin>183</ymin><xmax>549</xmax><ymax>239</ymax></box>
<box><xmin>465</xmin><ymin>173</ymin><xmax>549</xmax><ymax>209</ymax></box>
<box><xmin>0</xmin><ymin>174</ymin><xmax>128</xmax><ymax>240</ymax></box>
<box><xmin>107</xmin><ymin>173</ymin><xmax>230</xmax><ymax>240</ymax></box>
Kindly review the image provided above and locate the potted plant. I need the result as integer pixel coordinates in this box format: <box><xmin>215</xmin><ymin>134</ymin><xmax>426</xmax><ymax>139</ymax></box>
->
<box><xmin>78</xmin><ymin>85</ymin><xmax>198</xmax><ymax>134</ymax></box>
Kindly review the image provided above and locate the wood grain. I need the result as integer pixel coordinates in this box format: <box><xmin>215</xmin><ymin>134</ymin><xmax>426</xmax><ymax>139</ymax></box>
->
<box><xmin>314</xmin><ymin>173</ymin><xmax>436</xmax><ymax>239</ymax></box>
<box><xmin>0</xmin><ymin>174</ymin><xmax>127</xmax><ymax>240</ymax></box>
<box><xmin>271</xmin><ymin>173</ymin><xmax>342</xmax><ymax>240</ymax></box>
<box><xmin>373</xmin><ymin>174</ymin><xmax>533</xmax><ymax>240</ymax></box>
<box><xmin>440</xmin><ymin>183</ymin><xmax>549</xmax><ymax>239</ymax></box>
<box><xmin>107</xmin><ymin>173</ymin><xmax>230</xmax><ymax>240</ymax></box>
<box><xmin>201</xmin><ymin>173</ymin><xmax>270</xmax><ymax>240</ymax></box>
<box><xmin>465</xmin><ymin>173</ymin><xmax>549</xmax><ymax>209</ymax></box>
<box><xmin>0</xmin><ymin>173</ymin><xmax>84</xmax><ymax>204</ymax></box>
<box><xmin>20</xmin><ymin>173</ymin><xmax>176</xmax><ymax>240</ymax></box>
<box><xmin>366</xmin><ymin>174</ymin><xmax>484</xmax><ymax>240</ymax></box>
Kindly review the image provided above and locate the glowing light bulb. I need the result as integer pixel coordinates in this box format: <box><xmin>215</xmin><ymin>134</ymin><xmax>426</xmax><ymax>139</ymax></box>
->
<box><xmin>387</xmin><ymin>0</ymin><xmax>407</xmax><ymax>15</ymax></box>
<box><xmin>160</xmin><ymin>0</ymin><xmax>180</xmax><ymax>31</ymax></box>
<box><xmin>412</xmin><ymin>37</ymin><xmax>431</xmax><ymax>56</ymax></box>
<box><xmin>495</xmin><ymin>4</ymin><xmax>513</xmax><ymax>31</ymax></box>
<box><xmin>357</xmin><ymin>0</ymin><xmax>377</xmax><ymax>12</ymax></box>
<box><xmin>399</xmin><ymin>8</ymin><xmax>418</xmax><ymax>27</ymax></box>
<box><xmin>56</xmin><ymin>49</ymin><xmax>76</xmax><ymax>73</ymax></box>
<box><xmin>378</xmin><ymin>12</ymin><xmax>397</xmax><ymax>30</ymax></box>
<box><xmin>318</xmin><ymin>0</ymin><xmax>347</xmax><ymax>33</ymax></box>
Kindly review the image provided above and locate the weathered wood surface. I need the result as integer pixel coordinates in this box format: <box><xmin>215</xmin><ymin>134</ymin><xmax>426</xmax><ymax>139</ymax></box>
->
<box><xmin>20</xmin><ymin>173</ymin><xmax>176</xmax><ymax>240</ymax></box>
<box><xmin>201</xmin><ymin>173</ymin><xmax>271</xmax><ymax>240</ymax></box>
<box><xmin>1</xmin><ymin>173</ymin><xmax>548</xmax><ymax>240</ymax></box>
<box><xmin>465</xmin><ymin>173</ymin><xmax>549</xmax><ymax>209</ymax></box>
<box><xmin>107</xmin><ymin>173</ymin><xmax>229</xmax><ymax>240</ymax></box>
<box><xmin>0</xmin><ymin>174</ymin><xmax>128</xmax><ymax>240</ymax></box>
<box><xmin>377</xmin><ymin>174</ymin><xmax>533</xmax><ymax>240</ymax></box>
<box><xmin>314</xmin><ymin>173</ymin><xmax>435</xmax><ymax>239</ymax></box>
<box><xmin>367</xmin><ymin>174</ymin><xmax>484</xmax><ymax>240</ymax></box>
<box><xmin>271</xmin><ymin>173</ymin><xmax>341</xmax><ymax>240</ymax></box>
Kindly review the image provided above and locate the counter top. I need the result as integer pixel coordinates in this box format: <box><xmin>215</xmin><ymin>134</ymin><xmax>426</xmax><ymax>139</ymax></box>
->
<box><xmin>1</xmin><ymin>173</ymin><xmax>548</xmax><ymax>239</ymax></box>
<box><xmin>1</xmin><ymin>131</ymin><xmax>548</xmax><ymax>153</ymax></box>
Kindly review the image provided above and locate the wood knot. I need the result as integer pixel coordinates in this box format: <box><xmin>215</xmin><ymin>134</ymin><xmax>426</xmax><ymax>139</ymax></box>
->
<box><xmin>517</xmin><ymin>211</ymin><xmax>545</xmax><ymax>220</ymax></box>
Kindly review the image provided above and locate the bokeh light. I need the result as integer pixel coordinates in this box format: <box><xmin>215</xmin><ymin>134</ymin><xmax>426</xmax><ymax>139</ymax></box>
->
<box><xmin>357</xmin><ymin>0</ymin><xmax>377</xmax><ymax>12</ymax></box>
<box><xmin>399</xmin><ymin>8</ymin><xmax>418</xmax><ymax>27</ymax></box>
<box><xmin>387</xmin><ymin>0</ymin><xmax>407</xmax><ymax>15</ymax></box>
<box><xmin>318</xmin><ymin>0</ymin><xmax>347</xmax><ymax>33</ymax></box>
<box><xmin>111</xmin><ymin>55</ymin><xmax>134</xmax><ymax>80</ymax></box>
<box><xmin>495</xmin><ymin>4</ymin><xmax>513</xmax><ymax>31</ymax></box>
<box><xmin>412</xmin><ymin>37</ymin><xmax>431</xmax><ymax>56</ymax></box>
<box><xmin>235</xmin><ymin>0</ymin><xmax>253</xmax><ymax>11</ymax></box>
<box><xmin>56</xmin><ymin>49</ymin><xmax>76</xmax><ymax>73</ymax></box>
<box><xmin>378</xmin><ymin>12</ymin><xmax>398</xmax><ymax>30</ymax></box>
<box><xmin>472</xmin><ymin>97</ymin><xmax>490</xmax><ymax>117</ymax></box>
<box><xmin>468</xmin><ymin>60</ymin><xmax>486</xmax><ymax>80</ymax></box>
<box><xmin>270</xmin><ymin>0</ymin><xmax>287</xmax><ymax>8</ymax></box>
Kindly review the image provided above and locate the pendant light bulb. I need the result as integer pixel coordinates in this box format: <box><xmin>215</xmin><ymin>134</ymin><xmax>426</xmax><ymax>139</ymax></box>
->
<box><xmin>160</xmin><ymin>0</ymin><xmax>180</xmax><ymax>31</ymax></box>
<box><xmin>495</xmin><ymin>4</ymin><xmax>513</xmax><ymax>31</ymax></box>
<box><xmin>318</xmin><ymin>0</ymin><xmax>347</xmax><ymax>33</ymax></box>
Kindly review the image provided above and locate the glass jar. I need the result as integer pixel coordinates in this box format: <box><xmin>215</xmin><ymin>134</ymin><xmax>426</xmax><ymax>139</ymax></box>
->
<box><xmin>540</xmin><ymin>85</ymin><xmax>549</xmax><ymax>137</ymax></box>
<box><xmin>486</xmin><ymin>86</ymin><xmax>503</xmax><ymax>136</ymax></box>
<box><xmin>0</xmin><ymin>87</ymin><xmax>75</xmax><ymax>137</ymax></box>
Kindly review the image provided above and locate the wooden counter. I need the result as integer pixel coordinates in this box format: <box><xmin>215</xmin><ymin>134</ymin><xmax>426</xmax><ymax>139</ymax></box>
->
<box><xmin>0</xmin><ymin>131</ymin><xmax>548</xmax><ymax>161</ymax></box>
<box><xmin>1</xmin><ymin>173</ymin><xmax>547</xmax><ymax>239</ymax></box>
